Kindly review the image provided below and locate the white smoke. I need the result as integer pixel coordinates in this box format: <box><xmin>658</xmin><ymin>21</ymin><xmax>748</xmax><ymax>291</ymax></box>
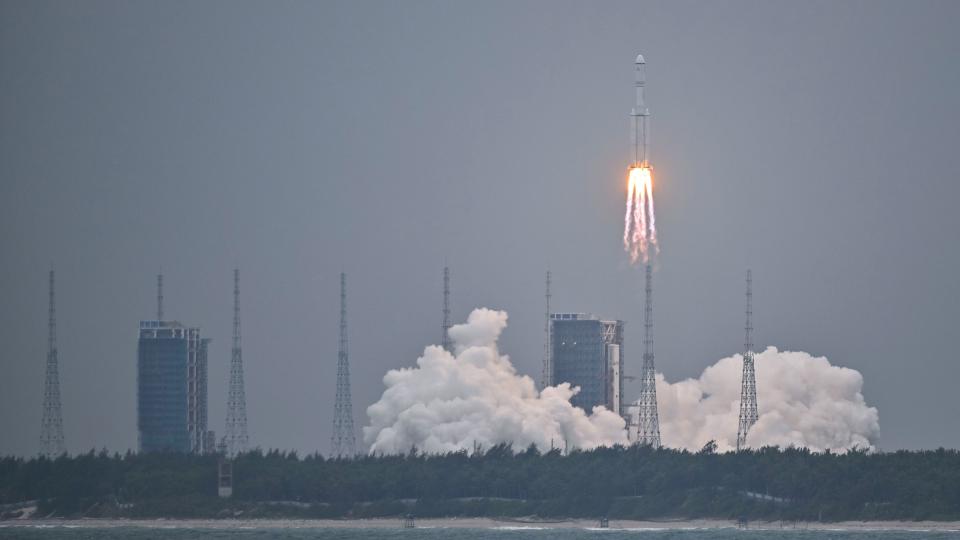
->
<box><xmin>364</xmin><ymin>308</ymin><xmax>879</xmax><ymax>455</ymax></box>
<box><xmin>655</xmin><ymin>347</ymin><xmax>880</xmax><ymax>452</ymax></box>
<box><xmin>364</xmin><ymin>308</ymin><xmax>628</xmax><ymax>454</ymax></box>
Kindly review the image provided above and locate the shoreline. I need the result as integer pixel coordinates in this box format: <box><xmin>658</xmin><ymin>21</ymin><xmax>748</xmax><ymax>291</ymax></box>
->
<box><xmin>2</xmin><ymin>518</ymin><xmax>960</xmax><ymax>531</ymax></box>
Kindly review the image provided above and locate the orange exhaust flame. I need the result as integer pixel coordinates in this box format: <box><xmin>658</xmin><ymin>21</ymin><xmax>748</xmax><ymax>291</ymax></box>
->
<box><xmin>623</xmin><ymin>166</ymin><xmax>658</xmax><ymax>265</ymax></box>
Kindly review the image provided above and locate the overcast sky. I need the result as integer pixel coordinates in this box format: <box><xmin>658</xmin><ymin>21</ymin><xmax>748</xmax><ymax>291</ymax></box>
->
<box><xmin>2</xmin><ymin>0</ymin><xmax>959</xmax><ymax>456</ymax></box>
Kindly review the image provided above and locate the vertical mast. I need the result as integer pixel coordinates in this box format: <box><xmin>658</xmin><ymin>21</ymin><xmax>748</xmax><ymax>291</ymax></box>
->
<box><xmin>737</xmin><ymin>270</ymin><xmax>758</xmax><ymax>450</ymax></box>
<box><xmin>636</xmin><ymin>263</ymin><xmax>661</xmax><ymax>447</ymax></box>
<box><xmin>225</xmin><ymin>268</ymin><xmax>249</xmax><ymax>456</ymax></box>
<box><xmin>40</xmin><ymin>269</ymin><xmax>66</xmax><ymax>457</ymax></box>
<box><xmin>157</xmin><ymin>272</ymin><xmax>164</xmax><ymax>320</ymax></box>
<box><xmin>745</xmin><ymin>270</ymin><xmax>753</xmax><ymax>359</ymax></box>
<box><xmin>331</xmin><ymin>272</ymin><xmax>356</xmax><ymax>457</ymax></box>
<box><xmin>441</xmin><ymin>266</ymin><xmax>452</xmax><ymax>353</ymax></box>
<box><xmin>541</xmin><ymin>271</ymin><xmax>552</xmax><ymax>390</ymax></box>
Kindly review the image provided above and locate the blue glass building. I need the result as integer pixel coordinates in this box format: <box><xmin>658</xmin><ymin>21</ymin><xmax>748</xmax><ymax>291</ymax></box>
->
<box><xmin>550</xmin><ymin>313</ymin><xmax>625</xmax><ymax>417</ymax></box>
<box><xmin>137</xmin><ymin>321</ymin><xmax>209</xmax><ymax>453</ymax></box>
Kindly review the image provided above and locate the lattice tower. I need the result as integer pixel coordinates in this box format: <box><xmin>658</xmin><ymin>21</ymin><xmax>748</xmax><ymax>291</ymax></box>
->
<box><xmin>736</xmin><ymin>269</ymin><xmax>758</xmax><ymax>451</ymax></box>
<box><xmin>224</xmin><ymin>268</ymin><xmax>250</xmax><ymax>456</ymax></box>
<box><xmin>40</xmin><ymin>269</ymin><xmax>66</xmax><ymax>457</ymax></box>
<box><xmin>635</xmin><ymin>264</ymin><xmax>661</xmax><ymax>447</ymax></box>
<box><xmin>331</xmin><ymin>272</ymin><xmax>356</xmax><ymax>457</ymax></box>
<box><xmin>157</xmin><ymin>273</ymin><xmax>164</xmax><ymax>320</ymax></box>
<box><xmin>441</xmin><ymin>266</ymin><xmax>452</xmax><ymax>353</ymax></box>
<box><xmin>541</xmin><ymin>271</ymin><xmax>552</xmax><ymax>390</ymax></box>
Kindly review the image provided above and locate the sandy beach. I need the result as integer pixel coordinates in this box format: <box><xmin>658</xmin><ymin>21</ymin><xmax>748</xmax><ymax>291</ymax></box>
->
<box><xmin>2</xmin><ymin>518</ymin><xmax>960</xmax><ymax>531</ymax></box>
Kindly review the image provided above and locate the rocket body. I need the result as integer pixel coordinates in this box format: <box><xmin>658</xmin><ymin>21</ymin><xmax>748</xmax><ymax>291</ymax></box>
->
<box><xmin>623</xmin><ymin>53</ymin><xmax>658</xmax><ymax>265</ymax></box>
<box><xmin>631</xmin><ymin>54</ymin><xmax>650</xmax><ymax>168</ymax></box>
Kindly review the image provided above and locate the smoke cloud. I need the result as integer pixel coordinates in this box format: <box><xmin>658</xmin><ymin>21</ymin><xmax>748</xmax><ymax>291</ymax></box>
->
<box><xmin>364</xmin><ymin>308</ymin><xmax>628</xmax><ymax>454</ymax></box>
<box><xmin>364</xmin><ymin>308</ymin><xmax>879</xmax><ymax>455</ymax></box>
<box><xmin>655</xmin><ymin>347</ymin><xmax>880</xmax><ymax>452</ymax></box>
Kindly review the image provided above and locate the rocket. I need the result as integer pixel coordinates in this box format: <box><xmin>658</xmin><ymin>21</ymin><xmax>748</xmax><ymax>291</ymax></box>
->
<box><xmin>623</xmin><ymin>53</ymin><xmax>658</xmax><ymax>265</ymax></box>
<box><xmin>631</xmin><ymin>54</ymin><xmax>650</xmax><ymax>168</ymax></box>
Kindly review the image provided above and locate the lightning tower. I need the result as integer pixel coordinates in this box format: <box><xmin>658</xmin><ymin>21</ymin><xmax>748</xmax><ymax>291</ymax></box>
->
<box><xmin>635</xmin><ymin>264</ymin><xmax>661</xmax><ymax>447</ymax></box>
<box><xmin>224</xmin><ymin>268</ymin><xmax>249</xmax><ymax>456</ymax></box>
<box><xmin>736</xmin><ymin>270</ymin><xmax>758</xmax><ymax>450</ymax></box>
<box><xmin>40</xmin><ymin>269</ymin><xmax>66</xmax><ymax>457</ymax></box>
<box><xmin>441</xmin><ymin>266</ymin><xmax>452</xmax><ymax>353</ymax></box>
<box><xmin>331</xmin><ymin>272</ymin><xmax>356</xmax><ymax>457</ymax></box>
<box><xmin>157</xmin><ymin>272</ymin><xmax>164</xmax><ymax>320</ymax></box>
<box><xmin>541</xmin><ymin>271</ymin><xmax>552</xmax><ymax>390</ymax></box>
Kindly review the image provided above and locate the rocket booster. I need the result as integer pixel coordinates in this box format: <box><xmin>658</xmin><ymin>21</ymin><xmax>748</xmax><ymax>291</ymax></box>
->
<box><xmin>631</xmin><ymin>54</ymin><xmax>650</xmax><ymax>168</ymax></box>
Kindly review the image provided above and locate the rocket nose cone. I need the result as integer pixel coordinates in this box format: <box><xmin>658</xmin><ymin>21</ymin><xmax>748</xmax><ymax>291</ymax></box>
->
<box><xmin>635</xmin><ymin>54</ymin><xmax>646</xmax><ymax>64</ymax></box>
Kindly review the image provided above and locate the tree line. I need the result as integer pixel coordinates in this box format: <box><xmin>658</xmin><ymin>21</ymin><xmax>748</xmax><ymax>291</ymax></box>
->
<box><xmin>1</xmin><ymin>444</ymin><xmax>958</xmax><ymax>521</ymax></box>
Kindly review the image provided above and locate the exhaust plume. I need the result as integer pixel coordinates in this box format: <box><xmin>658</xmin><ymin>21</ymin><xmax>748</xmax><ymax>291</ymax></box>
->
<box><xmin>364</xmin><ymin>308</ymin><xmax>628</xmax><ymax>454</ymax></box>
<box><xmin>654</xmin><ymin>347</ymin><xmax>880</xmax><ymax>452</ymax></box>
<box><xmin>624</xmin><ymin>166</ymin><xmax>658</xmax><ymax>264</ymax></box>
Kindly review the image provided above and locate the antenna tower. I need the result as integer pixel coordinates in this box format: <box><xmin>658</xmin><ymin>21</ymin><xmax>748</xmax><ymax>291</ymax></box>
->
<box><xmin>331</xmin><ymin>272</ymin><xmax>356</xmax><ymax>457</ymax></box>
<box><xmin>635</xmin><ymin>264</ymin><xmax>661</xmax><ymax>447</ymax></box>
<box><xmin>441</xmin><ymin>266</ymin><xmax>452</xmax><ymax>353</ymax></box>
<box><xmin>40</xmin><ymin>269</ymin><xmax>66</xmax><ymax>457</ymax></box>
<box><xmin>541</xmin><ymin>271</ymin><xmax>552</xmax><ymax>390</ymax></box>
<box><xmin>736</xmin><ymin>270</ymin><xmax>758</xmax><ymax>450</ymax></box>
<box><xmin>157</xmin><ymin>272</ymin><xmax>164</xmax><ymax>320</ymax></box>
<box><xmin>224</xmin><ymin>268</ymin><xmax>249</xmax><ymax>456</ymax></box>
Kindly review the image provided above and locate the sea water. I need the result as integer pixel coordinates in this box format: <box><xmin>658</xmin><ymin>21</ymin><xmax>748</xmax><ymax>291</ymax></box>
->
<box><xmin>2</xmin><ymin>526</ymin><xmax>960</xmax><ymax>540</ymax></box>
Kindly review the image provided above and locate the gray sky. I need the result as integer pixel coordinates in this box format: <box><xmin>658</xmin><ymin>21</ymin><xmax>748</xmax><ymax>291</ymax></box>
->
<box><xmin>2</xmin><ymin>0</ymin><xmax>959</xmax><ymax>456</ymax></box>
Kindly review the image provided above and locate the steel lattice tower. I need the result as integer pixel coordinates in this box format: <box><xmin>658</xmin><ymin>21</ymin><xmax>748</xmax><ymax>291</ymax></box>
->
<box><xmin>736</xmin><ymin>270</ymin><xmax>758</xmax><ymax>451</ymax></box>
<box><xmin>331</xmin><ymin>272</ymin><xmax>356</xmax><ymax>457</ymax></box>
<box><xmin>224</xmin><ymin>268</ymin><xmax>250</xmax><ymax>456</ymax></box>
<box><xmin>541</xmin><ymin>271</ymin><xmax>552</xmax><ymax>390</ymax></box>
<box><xmin>441</xmin><ymin>266</ymin><xmax>452</xmax><ymax>353</ymax></box>
<box><xmin>635</xmin><ymin>264</ymin><xmax>661</xmax><ymax>447</ymax></box>
<box><xmin>40</xmin><ymin>269</ymin><xmax>66</xmax><ymax>457</ymax></box>
<box><xmin>157</xmin><ymin>273</ymin><xmax>163</xmax><ymax>320</ymax></box>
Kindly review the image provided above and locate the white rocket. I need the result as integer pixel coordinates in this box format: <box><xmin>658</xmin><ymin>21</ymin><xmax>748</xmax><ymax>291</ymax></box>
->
<box><xmin>631</xmin><ymin>54</ymin><xmax>650</xmax><ymax>168</ymax></box>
